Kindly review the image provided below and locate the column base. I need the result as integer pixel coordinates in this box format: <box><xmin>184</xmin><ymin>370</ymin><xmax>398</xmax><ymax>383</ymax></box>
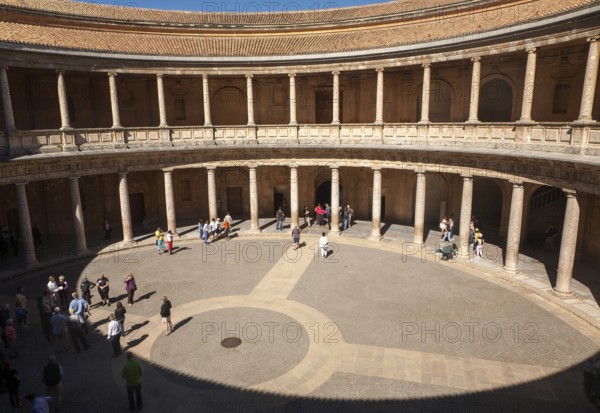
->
<box><xmin>418</xmin><ymin>120</ymin><xmax>430</xmax><ymax>124</ymax></box>
<box><xmin>573</xmin><ymin>118</ymin><xmax>597</xmax><ymax>125</ymax></box>
<box><xmin>501</xmin><ymin>266</ymin><xmax>519</xmax><ymax>275</ymax></box>
<box><xmin>465</xmin><ymin>119</ymin><xmax>480</xmax><ymax>124</ymax></box>
<box><xmin>247</xmin><ymin>228</ymin><xmax>262</xmax><ymax>234</ymax></box>
<box><xmin>515</xmin><ymin>119</ymin><xmax>535</xmax><ymax>125</ymax></box>
<box><xmin>329</xmin><ymin>228</ymin><xmax>341</xmax><ymax>236</ymax></box>
<box><xmin>550</xmin><ymin>288</ymin><xmax>577</xmax><ymax>300</ymax></box>
<box><xmin>368</xmin><ymin>234</ymin><xmax>383</xmax><ymax>241</ymax></box>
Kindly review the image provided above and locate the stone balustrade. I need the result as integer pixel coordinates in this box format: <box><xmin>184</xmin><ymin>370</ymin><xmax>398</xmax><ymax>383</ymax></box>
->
<box><xmin>3</xmin><ymin>123</ymin><xmax>600</xmax><ymax>158</ymax></box>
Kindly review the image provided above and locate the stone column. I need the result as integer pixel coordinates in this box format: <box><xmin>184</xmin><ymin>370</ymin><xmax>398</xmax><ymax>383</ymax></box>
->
<box><xmin>369</xmin><ymin>168</ymin><xmax>382</xmax><ymax>240</ymax></box>
<box><xmin>413</xmin><ymin>171</ymin><xmax>427</xmax><ymax>245</ymax></box>
<box><xmin>15</xmin><ymin>183</ymin><xmax>37</xmax><ymax>267</ymax></box>
<box><xmin>518</xmin><ymin>48</ymin><xmax>537</xmax><ymax>123</ymax></box>
<box><xmin>467</xmin><ymin>57</ymin><xmax>481</xmax><ymax>122</ymax></box>
<box><xmin>246</xmin><ymin>74</ymin><xmax>255</xmax><ymax>126</ymax></box>
<box><xmin>419</xmin><ymin>63</ymin><xmax>431</xmax><ymax>123</ymax></box>
<box><xmin>289</xmin><ymin>73</ymin><xmax>297</xmax><ymax>125</ymax></box>
<box><xmin>156</xmin><ymin>74</ymin><xmax>168</xmax><ymax>128</ymax></box>
<box><xmin>458</xmin><ymin>175</ymin><xmax>473</xmax><ymax>260</ymax></box>
<box><xmin>375</xmin><ymin>68</ymin><xmax>384</xmax><ymax>125</ymax></box>
<box><xmin>57</xmin><ymin>71</ymin><xmax>71</xmax><ymax>130</ymax></box>
<box><xmin>69</xmin><ymin>177</ymin><xmax>88</xmax><ymax>255</ymax></box>
<box><xmin>290</xmin><ymin>166</ymin><xmax>299</xmax><ymax>228</ymax></box>
<box><xmin>202</xmin><ymin>74</ymin><xmax>212</xmax><ymax>126</ymax></box>
<box><xmin>108</xmin><ymin>73</ymin><xmax>122</xmax><ymax>128</ymax></box>
<box><xmin>330</xmin><ymin>167</ymin><xmax>341</xmax><ymax>235</ymax></box>
<box><xmin>249</xmin><ymin>166</ymin><xmax>260</xmax><ymax>232</ymax></box>
<box><xmin>207</xmin><ymin>166</ymin><xmax>217</xmax><ymax>220</ymax></box>
<box><xmin>576</xmin><ymin>37</ymin><xmax>600</xmax><ymax>123</ymax></box>
<box><xmin>164</xmin><ymin>171</ymin><xmax>177</xmax><ymax>232</ymax></box>
<box><xmin>503</xmin><ymin>182</ymin><xmax>525</xmax><ymax>273</ymax></box>
<box><xmin>332</xmin><ymin>71</ymin><xmax>340</xmax><ymax>125</ymax></box>
<box><xmin>554</xmin><ymin>190</ymin><xmax>580</xmax><ymax>296</ymax></box>
<box><xmin>0</xmin><ymin>67</ymin><xmax>15</xmax><ymax>131</ymax></box>
<box><xmin>119</xmin><ymin>172</ymin><xmax>133</xmax><ymax>242</ymax></box>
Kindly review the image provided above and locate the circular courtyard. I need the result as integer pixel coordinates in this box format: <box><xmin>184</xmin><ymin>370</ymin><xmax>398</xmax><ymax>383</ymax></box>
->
<box><xmin>2</xmin><ymin>236</ymin><xmax>599</xmax><ymax>412</ymax></box>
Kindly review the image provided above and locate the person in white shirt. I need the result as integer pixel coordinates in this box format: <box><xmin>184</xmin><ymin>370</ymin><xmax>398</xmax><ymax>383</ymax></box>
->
<box><xmin>46</xmin><ymin>276</ymin><xmax>62</xmax><ymax>308</ymax></box>
<box><xmin>107</xmin><ymin>314</ymin><xmax>122</xmax><ymax>357</ymax></box>
<box><xmin>202</xmin><ymin>221</ymin><xmax>210</xmax><ymax>244</ymax></box>
<box><xmin>319</xmin><ymin>232</ymin><xmax>329</xmax><ymax>259</ymax></box>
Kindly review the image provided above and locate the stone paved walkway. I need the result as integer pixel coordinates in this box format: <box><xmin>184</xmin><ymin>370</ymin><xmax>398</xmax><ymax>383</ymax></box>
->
<box><xmin>0</xmin><ymin>220</ymin><xmax>599</xmax><ymax>412</ymax></box>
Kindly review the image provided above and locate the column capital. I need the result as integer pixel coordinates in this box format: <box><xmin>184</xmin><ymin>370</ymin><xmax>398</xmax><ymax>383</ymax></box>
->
<box><xmin>460</xmin><ymin>173</ymin><xmax>473</xmax><ymax>180</ymax></box>
<box><xmin>56</xmin><ymin>69</ymin><xmax>66</xmax><ymax>75</ymax></box>
<box><xmin>289</xmin><ymin>164</ymin><xmax>299</xmax><ymax>170</ymax></box>
<box><xmin>205</xmin><ymin>164</ymin><xmax>217</xmax><ymax>171</ymax></box>
<box><xmin>525</xmin><ymin>47</ymin><xmax>536</xmax><ymax>54</ymax></box>
<box><xmin>330</xmin><ymin>165</ymin><xmax>339</xmax><ymax>171</ymax></box>
<box><xmin>376</xmin><ymin>67</ymin><xmax>384</xmax><ymax>73</ymax></box>
<box><xmin>118</xmin><ymin>171</ymin><xmax>128</xmax><ymax>178</ymax></box>
<box><xmin>471</xmin><ymin>56</ymin><xmax>481</xmax><ymax>63</ymax></box>
<box><xmin>15</xmin><ymin>181</ymin><xmax>27</xmax><ymax>187</ymax></box>
<box><xmin>421</xmin><ymin>62</ymin><xmax>431</xmax><ymax>68</ymax></box>
<box><xmin>156</xmin><ymin>73</ymin><xmax>164</xmax><ymax>79</ymax></box>
<box><xmin>509</xmin><ymin>179</ymin><xmax>524</xmax><ymax>186</ymax></box>
<box><xmin>245</xmin><ymin>73</ymin><xmax>253</xmax><ymax>79</ymax></box>
<box><xmin>107</xmin><ymin>72</ymin><xmax>117</xmax><ymax>78</ymax></box>
<box><xmin>202</xmin><ymin>73</ymin><xmax>209</xmax><ymax>78</ymax></box>
<box><xmin>332</xmin><ymin>70</ymin><xmax>340</xmax><ymax>76</ymax></box>
<box><xmin>372</xmin><ymin>166</ymin><xmax>382</xmax><ymax>172</ymax></box>
<box><xmin>163</xmin><ymin>169</ymin><xmax>173</xmax><ymax>175</ymax></box>
<box><xmin>0</xmin><ymin>66</ymin><xmax>8</xmax><ymax>72</ymax></box>
<box><xmin>562</xmin><ymin>188</ymin><xmax>577</xmax><ymax>197</ymax></box>
<box><xmin>414</xmin><ymin>168</ymin><xmax>427</xmax><ymax>176</ymax></box>
<box><xmin>69</xmin><ymin>175</ymin><xmax>80</xmax><ymax>182</ymax></box>
<box><xmin>288</xmin><ymin>72</ymin><xmax>297</xmax><ymax>78</ymax></box>
<box><xmin>587</xmin><ymin>35</ymin><xmax>600</xmax><ymax>43</ymax></box>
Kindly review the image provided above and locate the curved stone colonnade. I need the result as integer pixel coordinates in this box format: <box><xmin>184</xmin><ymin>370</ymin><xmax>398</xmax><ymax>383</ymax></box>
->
<box><xmin>0</xmin><ymin>0</ymin><xmax>599</xmax><ymax>306</ymax></box>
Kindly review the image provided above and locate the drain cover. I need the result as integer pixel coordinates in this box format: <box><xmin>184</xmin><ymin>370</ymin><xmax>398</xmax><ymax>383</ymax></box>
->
<box><xmin>221</xmin><ymin>337</ymin><xmax>242</xmax><ymax>348</ymax></box>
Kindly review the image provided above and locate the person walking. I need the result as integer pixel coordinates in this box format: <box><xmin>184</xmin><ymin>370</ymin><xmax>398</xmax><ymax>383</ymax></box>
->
<box><xmin>165</xmin><ymin>230</ymin><xmax>176</xmax><ymax>255</ymax></box>
<box><xmin>124</xmin><ymin>273</ymin><xmax>137</xmax><ymax>306</ymax></box>
<box><xmin>79</xmin><ymin>277</ymin><xmax>96</xmax><ymax>307</ymax></box>
<box><xmin>57</xmin><ymin>276</ymin><xmax>70</xmax><ymax>310</ymax></box>
<box><xmin>2</xmin><ymin>361</ymin><xmax>20</xmax><ymax>408</ymax></box>
<box><xmin>223</xmin><ymin>218</ymin><xmax>231</xmax><ymax>241</ymax></box>
<box><xmin>15</xmin><ymin>286</ymin><xmax>29</xmax><ymax>328</ymax></box>
<box><xmin>160</xmin><ymin>296</ymin><xmax>173</xmax><ymax>336</ymax></box>
<box><xmin>114</xmin><ymin>302</ymin><xmax>127</xmax><ymax>337</ymax></box>
<box><xmin>202</xmin><ymin>221</ymin><xmax>210</xmax><ymax>244</ymax></box>
<box><xmin>319</xmin><ymin>232</ymin><xmax>329</xmax><ymax>259</ymax></box>
<box><xmin>292</xmin><ymin>226</ymin><xmax>301</xmax><ymax>250</ymax></box>
<box><xmin>46</xmin><ymin>276</ymin><xmax>62</xmax><ymax>309</ymax></box>
<box><xmin>121</xmin><ymin>352</ymin><xmax>143</xmax><ymax>411</ymax></box>
<box><xmin>96</xmin><ymin>274</ymin><xmax>110</xmax><ymax>306</ymax></box>
<box><xmin>50</xmin><ymin>308</ymin><xmax>67</xmax><ymax>345</ymax></box>
<box><xmin>43</xmin><ymin>355</ymin><xmax>63</xmax><ymax>412</ymax></box>
<box><xmin>4</xmin><ymin>319</ymin><xmax>18</xmax><ymax>358</ymax></box>
<box><xmin>67</xmin><ymin>308</ymin><xmax>89</xmax><ymax>353</ymax></box>
<box><xmin>107</xmin><ymin>314</ymin><xmax>122</xmax><ymax>357</ymax></box>
<box><xmin>197</xmin><ymin>219</ymin><xmax>203</xmax><ymax>240</ymax></box>
<box><xmin>545</xmin><ymin>223</ymin><xmax>558</xmax><ymax>252</ymax></box>
<box><xmin>155</xmin><ymin>227</ymin><xmax>165</xmax><ymax>255</ymax></box>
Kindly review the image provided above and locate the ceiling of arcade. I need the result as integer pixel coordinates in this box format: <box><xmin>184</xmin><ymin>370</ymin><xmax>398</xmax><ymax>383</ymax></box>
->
<box><xmin>1</xmin><ymin>147</ymin><xmax>599</xmax><ymax>195</ymax></box>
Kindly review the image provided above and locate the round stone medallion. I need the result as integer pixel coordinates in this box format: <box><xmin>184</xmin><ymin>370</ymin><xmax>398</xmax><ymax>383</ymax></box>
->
<box><xmin>150</xmin><ymin>307</ymin><xmax>309</xmax><ymax>388</ymax></box>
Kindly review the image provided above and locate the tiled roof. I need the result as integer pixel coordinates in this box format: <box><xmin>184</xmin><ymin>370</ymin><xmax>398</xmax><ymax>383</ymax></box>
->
<box><xmin>0</xmin><ymin>0</ymin><xmax>596</xmax><ymax>57</ymax></box>
<box><xmin>0</xmin><ymin>0</ymin><xmax>497</xmax><ymax>27</ymax></box>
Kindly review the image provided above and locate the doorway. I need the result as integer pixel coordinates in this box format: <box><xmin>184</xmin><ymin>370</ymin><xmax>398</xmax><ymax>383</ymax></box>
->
<box><xmin>226</xmin><ymin>187</ymin><xmax>243</xmax><ymax>216</ymax></box>
<box><xmin>129</xmin><ymin>193</ymin><xmax>146</xmax><ymax>225</ymax></box>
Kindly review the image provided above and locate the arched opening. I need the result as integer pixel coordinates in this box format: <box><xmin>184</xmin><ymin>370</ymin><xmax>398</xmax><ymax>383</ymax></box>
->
<box><xmin>315</xmin><ymin>181</ymin><xmax>344</xmax><ymax>207</ymax></box>
<box><xmin>423</xmin><ymin>173</ymin><xmax>449</xmax><ymax>226</ymax></box>
<box><xmin>479</xmin><ymin>78</ymin><xmax>513</xmax><ymax>122</ymax></box>
<box><xmin>212</xmin><ymin>86</ymin><xmax>247</xmax><ymax>125</ymax></box>
<box><xmin>472</xmin><ymin>179</ymin><xmax>503</xmax><ymax>241</ymax></box>
<box><xmin>526</xmin><ymin>186</ymin><xmax>567</xmax><ymax>245</ymax></box>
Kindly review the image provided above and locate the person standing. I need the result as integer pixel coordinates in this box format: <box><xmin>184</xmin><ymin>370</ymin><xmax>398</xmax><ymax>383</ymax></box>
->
<box><xmin>124</xmin><ymin>273</ymin><xmax>137</xmax><ymax>306</ymax></box>
<box><xmin>447</xmin><ymin>214</ymin><xmax>455</xmax><ymax>242</ymax></box>
<box><xmin>114</xmin><ymin>302</ymin><xmax>127</xmax><ymax>337</ymax></box>
<box><xmin>545</xmin><ymin>223</ymin><xmax>558</xmax><ymax>252</ymax></box>
<box><xmin>107</xmin><ymin>314</ymin><xmax>122</xmax><ymax>357</ymax></box>
<box><xmin>165</xmin><ymin>230</ymin><xmax>175</xmax><ymax>255</ymax></box>
<box><xmin>46</xmin><ymin>276</ymin><xmax>62</xmax><ymax>309</ymax></box>
<box><xmin>37</xmin><ymin>297</ymin><xmax>53</xmax><ymax>343</ymax></box>
<box><xmin>347</xmin><ymin>205</ymin><xmax>354</xmax><ymax>228</ymax></box>
<box><xmin>160</xmin><ymin>296</ymin><xmax>173</xmax><ymax>336</ymax></box>
<box><xmin>2</xmin><ymin>361</ymin><xmax>20</xmax><ymax>408</ymax></box>
<box><xmin>96</xmin><ymin>274</ymin><xmax>110</xmax><ymax>306</ymax></box>
<box><xmin>155</xmin><ymin>227</ymin><xmax>165</xmax><ymax>255</ymax></box>
<box><xmin>15</xmin><ymin>286</ymin><xmax>28</xmax><ymax>328</ymax></box>
<box><xmin>57</xmin><ymin>276</ymin><xmax>70</xmax><ymax>310</ymax></box>
<box><xmin>222</xmin><ymin>218</ymin><xmax>231</xmax><ymax>241</ymax></box>
<box><xmin>121</xmin><ymin>352</ymin><xmax>143</xmax><ymax>411</ymax></box>
<box><xmin>303</xmin><ymin>205</ymin><xmax>311</xmax><ymax>227</ymax></box>
<box><xmin>4</xmin><ymin>319</ymin><xmax>17</xmax><ymax>358</ymax></box>
<box><xmin>224</xmin><ymin>212</ymin><xmax>233</xmax><ymax>228</ymax></box>
<box><xmin>68</xmin><ymin>293</ymin><xmax>90</xmax><ymax>334</ymax></box>
<box><xmin>79</xmin><ymin>277</ymin><xmax>96</xmax><ymax>307</ymax></box>
<box><xmin>276</xmin><ymin>207</ymin><xmax>285</xmax><ymax>230</ymax></box>
<box><xmin>292</xmin><ymin>226</ymin><xmax>301</xmax><ymax>250</ymax></box>
<box><xmin>103</xmin><ymin>218</ymin><xmax>112</xmax><ymax>240</ymax></box>
<box><xmin>67</xmin><ymin>308</ymin><xmax>89</xmax><ymax>353</ymax></box>
<box><xmin>50</xmin><ymin>308</ymin><xmax>67</xmax><ymax>344</ymax></box>
<box><xmin>202</xmin><ymin>221</ymin><xmax>210</xmax><ymax>244</ymax></box>
<box><xmin>43</xmin><ymin>355</ymin><xmax>63</xmax><ymax>412</ymax></box>
<box><xmin>324</xmin><ymin>203</ymin><xmax>331</xmax><ymax>229</ymax></box>
<box><xmin>319</xmin><ymin>232</ymin><xmax>329</xmax><ymax>259</ymax></box>
<box><xmin>197</xmin><ymin>219</ymin><xmax>203</xmax><ymax>240</ymax></box>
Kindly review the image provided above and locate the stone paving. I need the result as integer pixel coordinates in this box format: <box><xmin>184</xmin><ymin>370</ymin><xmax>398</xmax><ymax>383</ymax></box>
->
<box><xmin>0</xmin><ymin>220</ymin><xmax>599</xmax><ymax>412</ymax></box>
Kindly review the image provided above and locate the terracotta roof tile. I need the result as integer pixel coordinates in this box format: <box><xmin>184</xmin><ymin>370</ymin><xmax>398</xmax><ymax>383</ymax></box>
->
<box><xmin>0</xmin><ymin>0</ymin><xmax>596</xmax><ymax>57</ymax></box>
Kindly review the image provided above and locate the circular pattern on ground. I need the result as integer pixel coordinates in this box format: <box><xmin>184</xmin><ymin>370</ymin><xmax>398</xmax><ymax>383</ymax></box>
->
<box><xmin>149</xmin><ymin>307</ymin><xmax>309</xmax><ymax>388</ymax></box>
